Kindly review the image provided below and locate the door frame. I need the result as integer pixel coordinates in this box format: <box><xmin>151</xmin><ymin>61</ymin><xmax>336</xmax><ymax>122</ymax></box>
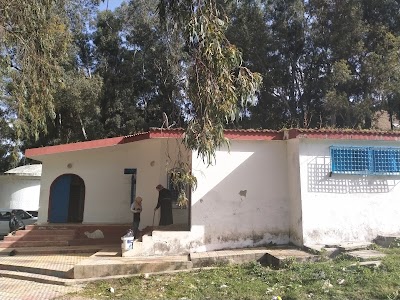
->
<box><xmin>48</xmin><ymin>173</ymin><xmax>85</xmax><ymax>223</ymax></box>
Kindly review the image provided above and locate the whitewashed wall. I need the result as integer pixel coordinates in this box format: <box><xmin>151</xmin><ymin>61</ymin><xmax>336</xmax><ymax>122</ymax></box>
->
<box><xmin>299</xmin><ymin>139</ymin><xmax>400</xmax><ymax>245</ymax></box>
<box><xmin>0</xmin><ymin>176</ymin><xmax>40</xmax><ymax>210</ymax></box>
<box><xmin>286</xmin><ymin>139</ymin><xmax>303</xmax><ymax>246</ymax></box>
<box><xmin>36</xmin><ymin>138</ymin><xmax>190</xmax><ymax>229</ymax></box>
<box><xmin>190</xmin><ymin>140</ymin><xmax>290</xmax><ymax>252</ymax></box>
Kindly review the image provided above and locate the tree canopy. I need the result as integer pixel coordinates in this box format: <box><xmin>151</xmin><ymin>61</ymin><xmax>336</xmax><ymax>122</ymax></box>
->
<box><xmin>2</xmin><ymin>0</ymin><xmax>400</xmax><ymax>172</ymax></box>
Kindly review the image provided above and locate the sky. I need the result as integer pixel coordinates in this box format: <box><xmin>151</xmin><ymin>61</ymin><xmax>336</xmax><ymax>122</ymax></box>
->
<box><xmin>98</xmin><ymin>0</ymin><xmax>126</xmax><ymax>11</ymax></box>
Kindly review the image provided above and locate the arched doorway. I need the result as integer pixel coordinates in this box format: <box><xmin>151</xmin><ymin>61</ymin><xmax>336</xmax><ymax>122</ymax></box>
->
<box><xmin>48</xmin><ymin>174</ymin><xmax>85</xmax><ymax>223</ymax></box>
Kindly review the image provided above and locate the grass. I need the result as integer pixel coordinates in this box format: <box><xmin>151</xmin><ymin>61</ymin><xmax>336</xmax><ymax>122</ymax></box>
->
<box><xmin>73</xmin><ymin>247</ymin><xmax>400</xmax><ymax>300</ymax></box>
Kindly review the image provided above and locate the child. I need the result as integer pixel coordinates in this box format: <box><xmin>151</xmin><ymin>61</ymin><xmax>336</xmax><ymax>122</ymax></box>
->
<box><xmin>130</xmin><ymin>196</ymin><xmax>143</xmax><ymax>238</ymax></box>
<box><xmin>9</xmin><ymin>210</ymin><xmax>25</xmax><ymax>235</ymax></box>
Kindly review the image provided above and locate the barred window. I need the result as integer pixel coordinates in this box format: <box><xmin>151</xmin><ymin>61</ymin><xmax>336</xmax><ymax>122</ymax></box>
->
<box><xmin>373</xmin><ymin>148</ymin><xmax>400</xmax><ymax>174</ymax></box>
<box><xmin>330</xmin><ymin>146</ymin><xmax>400</xmax><ymax>175</ymax></box>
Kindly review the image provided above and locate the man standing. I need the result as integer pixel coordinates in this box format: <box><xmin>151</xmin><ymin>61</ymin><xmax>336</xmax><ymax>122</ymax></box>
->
<box><xmin>154</xmin><ymin>184</ymin><xmax>173</xmax><ymax>226</ymax></box>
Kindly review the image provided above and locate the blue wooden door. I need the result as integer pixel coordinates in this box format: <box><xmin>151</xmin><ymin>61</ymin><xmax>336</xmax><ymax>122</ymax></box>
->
<box><xmin>49</xmin><ymin>175</ymin><xmax>71</xmax><ymax>223</ymax></box>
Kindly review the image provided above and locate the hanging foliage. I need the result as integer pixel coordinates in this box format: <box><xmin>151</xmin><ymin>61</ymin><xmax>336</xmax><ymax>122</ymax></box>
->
<box><xmin>169</xmin><ymin>165</ymin><xmax>197</xmax><ymax>208</ymax></box>
<box><xmin>0</xmin><ymin>0</ymin><xmax>71</xmax><ymax>140</ymax></box>
<box><xmin>159</xmin><ymin>0</ymin><xmax>262</xmax><ymax>165</ymax></box>
<box><xmin>165</xmin><ymin>139</ymin><xmax>197</xmax><ymax>208</ymax></box>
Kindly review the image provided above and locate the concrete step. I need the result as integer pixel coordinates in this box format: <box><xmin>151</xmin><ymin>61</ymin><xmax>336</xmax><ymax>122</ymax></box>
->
<box><xmin>345</xmin><ymin>249</ymin><xmax>386</xmax><ymax>261</ymax></box>
<box><xmin>0</xmin><ymin>269</ymin><xmax>78</xmax><ymax>286</ymax></box>
<box><xmin>0</xmin><ymin>263</ymin><xmax>199</xmax><ymax>286</ymax></box>
<box><xmin>190</xmin><ymin>248</ymin><xmax>268</xmax><ymax>267</ymax></box>
<box><xmin>303</xmin><ymin>244</ymin><xmax>340</xmax><ymax>257</ymax></box>
<box><xmin>264</xmin><ymin>248</ymin><xmax>320</xmax><ymax>268</ymax></box>
<box><xmin>191</xmin><ymin>247</ymin><xmax>320</xmax><ymax>269</ymax></box>
<box><xmin>68</xmin><ymin>239</ymin><xmax>121</xmax><ymax>246</ymax></box>
<box><xmin>0</xmin><ymin>245</ymin><xmax>109</xmax><ymax>256</ymax></box>
<box><xmin>25</xmin><ymin>225</ymin><xmax>76</xmax><ymax>230</ymax></box>
<box><xmin>14</xmin><ymin>229</ymin><xmax>76</xmax><ymax>236</ymax></box>
<box><xmin>73</xmin><ymin>255</ymin><xmax>193</xmax><ymax>279</ymax></box>
<box><xmin>0</xmin><ymin>240</ymin><xmax>69</xmax><ymax>248</ymax></box>
<box><xmin>16</xmin><ymin>224</ymin><xmax>132</xmax><ymax>249</ymax></box>
<box><xmin>0</xmin><ymin>262</ymin><xmax>72</xmax><ymax>278</ymax></box>
<box><xmin>337</xmin><ymin>242</ymin><xmax>373</xmax><ymax>252</ymax></box>
<box><xmin>3</xmin><ymin>234</ymin><xmax>75</xmax><ymax>242</ymax></box>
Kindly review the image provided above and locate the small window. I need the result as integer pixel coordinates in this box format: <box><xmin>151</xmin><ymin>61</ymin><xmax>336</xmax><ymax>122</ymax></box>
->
<box><xmin>331</xmin><ymin>146</ymin><xmax>400</xmax><ymax>175</ymax></box>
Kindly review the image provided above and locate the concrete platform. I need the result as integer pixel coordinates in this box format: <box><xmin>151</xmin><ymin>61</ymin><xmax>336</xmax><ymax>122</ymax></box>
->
<box><xmin>190</xmin><ymin>246</ymin><xmax>319</xmax><ymax>269</ymax></box>
<box><xmin>264</xmin><ymin>247</ymin><xmax>320</xmax><ymax>268</ymax></box>
<box><xmin>0</xmin><ymin>245</ymin><xmax>320</xmax><ymax>285</ymax></box>
<box><xmin>345</xmin><ymin>250</ymin><xmax>386</xmax><ymax>261</ymax></box>
<box><xmin>73</xmin><ymin>248</ymin><xmax>193</xmax><ymax>279</ymax></box>
<box><xmin>303</xmin><ymin>241</ymin><xmax>375</xmax><ymax>258</ymax></box>
<box><xmin>0</xmin><ymin>253</ymin><xmax>91</xmax><ymax>279</ymax></box>
<box><xmin>337</xmin><ymin>242</ymin><xmax>373</xmax><ymax>252</ymax></box>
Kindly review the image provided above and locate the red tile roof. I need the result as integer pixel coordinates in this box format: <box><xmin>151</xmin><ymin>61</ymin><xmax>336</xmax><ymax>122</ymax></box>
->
<box><xmin>286</xmin><ymin>128</ymin><xmax>400</xmax><ymax>140</ymax></box>
<box><xmin>25</xmin><ymin>127</ymin><xmax>400</xmax><ymax>158</ymax></box>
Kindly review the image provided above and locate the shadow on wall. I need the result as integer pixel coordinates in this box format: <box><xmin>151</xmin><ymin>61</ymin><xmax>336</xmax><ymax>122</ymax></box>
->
<box><xmin>307</xmin><ymin>156</ymin><xmax>400</xmax><ymax>193</ymax></box>
<box><xmin>191</xmin><ymin>142</ymin><xmax>290</xmax><ymax>252</ymax></box>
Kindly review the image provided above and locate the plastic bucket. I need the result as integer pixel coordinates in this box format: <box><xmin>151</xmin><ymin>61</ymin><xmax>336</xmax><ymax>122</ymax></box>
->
<box><xmin>121</xmin><ymin>236</ymin><xmax>134</xmax><ymax>252</ymax></box>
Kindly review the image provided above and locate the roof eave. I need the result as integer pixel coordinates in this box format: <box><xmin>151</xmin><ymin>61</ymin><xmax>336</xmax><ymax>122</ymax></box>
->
<box><xmin>25</xmin><ymin>127</ymin><xmax>400</xmax><ymax>159</ymax></box>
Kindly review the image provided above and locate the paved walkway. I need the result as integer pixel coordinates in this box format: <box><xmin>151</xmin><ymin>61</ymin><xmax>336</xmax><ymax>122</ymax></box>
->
<box><xmin>0</xmin><ymin>277</ymin><xmax>84</xmax><ymax>300</ymax></box>
<box><xmin>1</xmin><ymin>253</ymin><xmax>91</xmax><ymax>275</ymax></box>
<box><xmin>0</xmin><ymin>253</ymin><xmax>91</xmax><ymax>299</ymax></box>
<box><xmin>0</xmin><ymin>245</ymin><xmax>318</xmax><ymax>299</ymax></box>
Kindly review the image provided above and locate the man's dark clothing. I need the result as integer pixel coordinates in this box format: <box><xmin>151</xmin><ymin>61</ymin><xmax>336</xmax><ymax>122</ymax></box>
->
<box><xmin>156</xmin><ymin>188</ymin><xmax>173</xmax><ymax>226</ymax></box>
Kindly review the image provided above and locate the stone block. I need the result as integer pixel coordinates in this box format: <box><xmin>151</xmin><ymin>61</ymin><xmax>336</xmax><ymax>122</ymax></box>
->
<box><xmin>374</xmin><ymin>235</ymin><xmax>400</xmax><ymax>248</ymax></box>
<box><xmin>346</xmin><ymin>250</ymin><xmax>386</xmax><ymax>261</ymax></box>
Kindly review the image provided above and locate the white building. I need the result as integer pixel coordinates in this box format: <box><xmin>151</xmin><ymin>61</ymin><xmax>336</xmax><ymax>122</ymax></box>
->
<box><xmin>25</xmin><ymin>128</ymin><xmax>400</xmax><ymax>255</ymax></box>
<box><xmin>0</xmin><ymin>164</ymin><xmax>42</xmax><ymax>211</ymax></box>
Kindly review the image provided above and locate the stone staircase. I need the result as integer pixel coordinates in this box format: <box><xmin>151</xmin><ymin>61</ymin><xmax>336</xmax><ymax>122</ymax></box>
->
<box><xmin>122</xmin><ymin>225</ymin><xmax>192</xmax><ymax>257</ymax></box>
<box><xmin>0</xmin><ymin>224</ymin><xmax>131</xmax><ymax>250</ymax></box>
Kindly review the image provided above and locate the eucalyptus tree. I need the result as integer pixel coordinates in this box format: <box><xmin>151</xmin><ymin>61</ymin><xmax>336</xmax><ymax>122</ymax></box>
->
<box><xmin>93</xmin><ymin>1</ymin><xmax>186</xmax><ymax>138</ymax></box>
<box><xmin>223</xmin><ymin>0</ymin><xmax>279</xmax><ymax>129</ymax></box>
<box><xmin>158</xmin><ymin>0</ymin><xmax>262</xmax><ymax>165</ymax></box>
<box><xmin>361</xmin><ymin>0</ymin><xmax>400</xmax><ymax>129</ymax></box>
<box><xmin>93</xmin><ymin>9</ymin><xmax>134</xmax><ymax>137</ymax></box>
<box><xmin>310</xmin><ymin>0</ymin><xmax>400</xmax><ymax>128</ymax></box>
<box><xmin>0</xmin><ymin>0</ymin><xmax>71</xmax><ymax>140</ymax></box>
<box><xmin>19</xmin><ymin>0</ymin><xmax>103</xmax><ymax>146</ymax></box>
<box><xmin>120</xmin><ymin>0</ymin><xmax>187</xmax><ymax>130</ymax></box>
<box><xmin>0</xmin><ymin>103</ymin><xmax>18</xmax><ymax>172</ymax></box>
<box><xmin>224</xmin><ymin>0</ymin><xmax>327</xmax><ymax>129</ymax></box>
<box><xmin>1</xmin><ymin>0</ymin><xmax>103</xmax><ymax>170</ymax></box>
<box><xmin>0</xmin><ymin>0</ymin><xmax>71</xmax><ymax>171</ymax></box>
